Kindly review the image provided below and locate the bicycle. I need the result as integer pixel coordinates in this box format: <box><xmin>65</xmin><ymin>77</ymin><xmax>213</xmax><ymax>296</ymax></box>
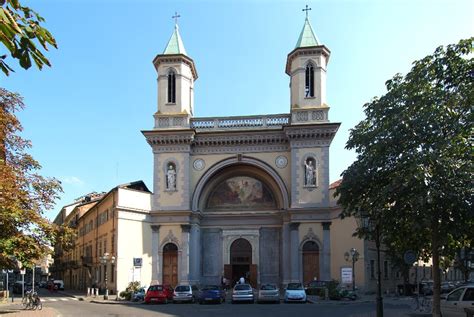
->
<box><xmin>22</xmin><ymin>289</ymin><xmax>42</xmax><ymax>310</ymax></box>
<box><xmin>411</xmin><ymin>294</ymin><xmax>432</xmax><ymax>313</ymax></box>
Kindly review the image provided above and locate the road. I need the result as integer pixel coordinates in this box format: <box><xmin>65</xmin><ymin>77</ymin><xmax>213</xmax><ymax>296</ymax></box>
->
<box><xmin>1</xmin><ymin>289</ymin><xmax>424</xmax><ymax>317</ymax></box>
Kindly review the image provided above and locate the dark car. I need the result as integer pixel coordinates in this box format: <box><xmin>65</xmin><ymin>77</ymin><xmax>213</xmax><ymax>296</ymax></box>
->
<box><xmin>198</xmin><ymin>285</ymin><xmax>226</xmax><ymax>304</ymax></box>
<box><xmin>144</xmin><ymin>284</ymin><xmax>173</xmax><ymax>304</ymax></box>
<box><xmin>304</xmin><ymin>280</ymin><xmax>332</xmax><ymax>296</ymax></box>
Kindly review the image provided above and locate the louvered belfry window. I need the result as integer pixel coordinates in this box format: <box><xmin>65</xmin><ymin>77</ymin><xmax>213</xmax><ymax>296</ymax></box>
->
<box><xmin>305</xmin><ymin>63</ymin><xmax>314</xmax><ymax>98</ymax></box>
<box><xmin>167</xmin><ymin>70</ymin><xmax>176</xmax><ymax>103</ymax></box>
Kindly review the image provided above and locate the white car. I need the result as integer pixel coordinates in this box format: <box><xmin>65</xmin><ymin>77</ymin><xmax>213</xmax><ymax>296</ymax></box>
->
<box><xmin>440</xmin><ymin>284</ymin><xmax>474</xmax><ymax>317</ymax></box>
<box><xmin>284</xmin><ymin>283</ymin><xmax>307</xmax><ymax>303</ymax></box>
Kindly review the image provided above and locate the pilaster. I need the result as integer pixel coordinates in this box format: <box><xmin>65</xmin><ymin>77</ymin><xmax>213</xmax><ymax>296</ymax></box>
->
<box><xmin>151</xmin><ymin>225</ymin><xmax>160</xmax><ymax>281</ymax></box>
<box><xmin>289</xmin><ymin>222</ymin><xmax>300</xmax><ymax>282</ymax></box>
<box><xmin>322</xmin><ymin>222</ymin><xmax>331</xmax><ymax>280</ymax></box>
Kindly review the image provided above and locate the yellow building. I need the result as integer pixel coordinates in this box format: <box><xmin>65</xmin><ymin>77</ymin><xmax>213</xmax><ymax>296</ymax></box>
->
<box><xmin>53</xmin><ymin>181</ymin><xmax>152</xmax><ymax>294</ymax></box>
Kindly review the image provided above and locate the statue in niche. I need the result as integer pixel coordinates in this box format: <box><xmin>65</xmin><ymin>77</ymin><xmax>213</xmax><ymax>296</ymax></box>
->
<box><xmin>166</xmin><ymin>164</ymin><xmax>176</xmax><ymax>190</ymax></box>
<box><xmin>304</xmin><ymin>158</ymin><xmax>317</xmax><ymax>187</ymax></box>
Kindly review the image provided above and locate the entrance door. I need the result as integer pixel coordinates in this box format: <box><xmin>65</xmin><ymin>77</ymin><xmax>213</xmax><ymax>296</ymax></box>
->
<box><xmin>162</xmin><ymin>243</ymin><xmax>178</xmax><ymax>286</ymax></box>
<box><xmin>230</xmin><ymin>238</ymin><xmax>252</xmax><ymax>286</ymax></box>
<box><xmin>302</xmin><ymin>241</ymin><xmax>320</xmax><ymax>284</ymax></box>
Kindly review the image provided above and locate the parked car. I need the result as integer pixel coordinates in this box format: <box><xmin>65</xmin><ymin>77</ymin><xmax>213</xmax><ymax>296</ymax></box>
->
<box><xmin>440</xmin><ymin>284</ymin><xmax>474</xmax><ymax>317</ymax></box>
<box><xmin>419</xmin><ymin>280</ymin><xmax>433</xmax><ymax>295</ymax></box>
<box><xmin>144</xmin><ymin>284</ymin><xmax>173</xmax><ymax>304</ymax></box>
<box><xmin>53</xmin><ymin>280</ymin><xmax>64</xmax><ymax>290</ymax></box>
<box><xmin>441</xmin><ymin>281</ymin><xmax>456</xmax><ymax>293</ymax></box>
<box><xmin>173</xmin><ymin>285</ymin><xmax>195</xmax><ymax>303</ymax></box>
<box><xmin>231</xmin><ymin>283</ymin><xmax>254</xmax><ymax>303</ymax></box>
<box><xmin>132</xmin><ymin>287</ymin><xmax>146</xmax><ymax>301</ymax></box>
<box><xmin>39</xmin><ymin>281</ymin><xmax>48</xmax><ymax>288</ymax></box>
<box><xmin>198</xmin><ymin>285</ymin><xmax>226</xmax><ymax>304</ymax></box>
<box><xmin>257</xmin><ymin>284</ymin><xmax>280</xmax><ymax>303</ymax></box>
<box><xmin>284</xmin><ymin>283</ymin><xmax>307</xmax><ymax>303</ymax></box>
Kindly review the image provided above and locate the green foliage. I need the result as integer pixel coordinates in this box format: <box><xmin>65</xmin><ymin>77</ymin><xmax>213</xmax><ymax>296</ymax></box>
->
<box><xmin>0</xmin><ymin>88</ymin><xmax>70</xmax><ymax>268</ymax></box>
<box><xmin>0</xmin><ymin>0</ymin><xmax>57</xmax><ymax>75</ymax></box>
<box><xmin>120</xmin><ymin>281</ymin><xmax>141</xmax><ymax>300</ymax></box>
<box><xmin>336</xmin><ymin>38</ymin><xmax>473</xmax><ymax>315</ymax></box>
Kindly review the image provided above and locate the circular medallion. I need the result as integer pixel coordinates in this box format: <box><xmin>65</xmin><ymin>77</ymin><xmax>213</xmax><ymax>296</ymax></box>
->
<box><xmin>193</xmin><ymin>159</ymin><xmax>205</xmax><ymax>171</ymax></box>
<box><xmin>275</xmin><ymin>156</ymin><xmax>288</xmax><ymax>169</ymax></box>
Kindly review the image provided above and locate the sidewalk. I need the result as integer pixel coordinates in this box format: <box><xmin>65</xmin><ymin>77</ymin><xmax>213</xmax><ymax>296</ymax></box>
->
<box><xmin>0</xmin><ymin>302</ymin><xmax>58</xmax><ymax>317</ymax></box>
<box><xmin>56</xmin><ymin>290</ymin><xmax>142</xmax><ymax>305</ymax></box>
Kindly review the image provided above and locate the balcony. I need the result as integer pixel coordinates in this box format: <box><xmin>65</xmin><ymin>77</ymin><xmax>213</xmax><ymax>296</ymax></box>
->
<box><xmin>190</xmin><ymin>114</ymin><xmax>291</xmax><ymax>131</ymax></box>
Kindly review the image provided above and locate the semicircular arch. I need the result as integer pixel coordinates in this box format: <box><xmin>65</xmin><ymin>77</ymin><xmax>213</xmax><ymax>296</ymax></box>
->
<box><xmin>192</xmin><ymin>156</ymin><xmax>289</xmax><ymax>211</ymax></box>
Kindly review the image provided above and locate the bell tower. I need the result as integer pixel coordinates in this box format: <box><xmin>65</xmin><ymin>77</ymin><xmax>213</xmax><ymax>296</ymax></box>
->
<box><xmin>152</xmin><ymin>14</ymin><xmax>198</xmax><ymax>129</ymax></box>
<box><xmin>286</xmin><ymin>8</ymin><xmax>331</xmax><ymax>124</ymax></box>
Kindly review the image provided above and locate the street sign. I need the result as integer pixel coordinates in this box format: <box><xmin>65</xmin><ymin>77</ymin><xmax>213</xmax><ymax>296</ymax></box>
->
<box><xmin>341</xmin><ymin>267</ymin><xmax>352</xmax><ymax>284</ymax></box>
<box><xmin>133</xmin><ymin>258</ymin><xmax>142</xmax><ymax>267</ymax></box>
<box><xmin>404</xmin><ymin>250</ymin><xmax>417</xmax><ymax>265</ymax></box>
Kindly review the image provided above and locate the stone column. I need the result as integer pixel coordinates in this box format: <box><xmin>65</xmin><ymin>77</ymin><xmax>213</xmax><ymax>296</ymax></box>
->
<box><xmin>281</xmin><ymin>223</ymin><xmax>290</xmax><ymax>285</ymax></box>
<box><xmin>180</xmin><ymin>224</ymin><xmax>191</xmax><ymax>284</ymax></box>
<box><xmin>151</xmin><ymin>225</ymin><xmax>160</xmax><ymax>281</ymax></box>
<box><xmin>322</xmin><ymin>222</ymin><xmax>332</xmax><ymax>280</ymax></box>
<box><xmin>289</xmin><ymin>222</ymin><xmax>300</xmax><ymax>282</ymax></box>
<box><xmin>189</xmin><ymin>224</ymin><xmax>201</xmax><ymax>284</ymax></box>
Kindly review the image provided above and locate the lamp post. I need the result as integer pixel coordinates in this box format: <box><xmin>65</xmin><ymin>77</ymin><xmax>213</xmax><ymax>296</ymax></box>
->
<box><xmin>100</xmin><ymin>253</ymin><xmax>115</xmax><ymax>300</ymax></box>
<box><xmin>344</xmin><ymin>247</ymin><xmax>359</xmax><ymax>292</ymax></box>
<box><xmin>360</xmin><ymin>214</ymin><xmax>384</xmax><ymax>317</ymax></box>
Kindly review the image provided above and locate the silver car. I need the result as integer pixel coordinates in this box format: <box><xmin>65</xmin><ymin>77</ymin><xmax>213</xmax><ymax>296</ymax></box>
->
<box><xmin>172</xmin><ymin>285</ymin><xmax>195</xmax><ymax>303</ymax></box>
<box><xmin>232</xmin><ymin>284</ymin><xmax>254</xmax><ymax>303</ymax></box>
<box><xmin>257</xmin><ymin>284</ymin><xmax>280</xmax><ymax>303</ymax></box>
<box><xmin>440</xmin><ymin>284</ymin><xmax>474</xmax><ymax>317</ymax></box>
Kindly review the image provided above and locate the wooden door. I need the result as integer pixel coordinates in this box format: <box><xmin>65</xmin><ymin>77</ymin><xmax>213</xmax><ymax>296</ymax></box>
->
<box><xmin>302</xmin><ymin>241</ymin><xmax>320</xmax><ymax>284</ymax></box>
<box><xmin>162</xmin><ymin>243</ymin><xmax>178</xmax><ymax>286</ymax></box>
<box><xmin>249</xmin><ymin>264</ymin><xmax>258</xmax><ymax>288</ymax></box>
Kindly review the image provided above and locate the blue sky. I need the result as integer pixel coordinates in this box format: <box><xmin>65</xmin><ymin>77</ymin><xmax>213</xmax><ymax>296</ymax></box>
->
<box><xmin>2</xmin><ymin>0</ymin><xmax>473</xmax><ymax>220</ymax></box>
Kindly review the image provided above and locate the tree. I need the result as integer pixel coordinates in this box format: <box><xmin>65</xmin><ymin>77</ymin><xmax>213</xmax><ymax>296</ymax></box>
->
<box><xmin>0</xmin><ymin>88</ymin><xmax>73</xmax><ymax>269</ymax></box>
<box><xmin>335</xmin><ymin>38</ymin><xmax>473</xmax><ymax>317</ymax></box>
<box><xmin>0</xmin><ymin>0</ymin><xmax>57</xmax><ymax>75</ymax></box>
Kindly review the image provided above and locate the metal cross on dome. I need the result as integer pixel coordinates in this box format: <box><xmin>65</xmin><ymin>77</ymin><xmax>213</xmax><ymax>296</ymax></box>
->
<box><xmin>172</xmin><ymin>12</ymin><xmax>181</xmax><ymax>25</ymax></box>
<box><xmin>302</xmin><ymin>5</ymin><xmax>311</xmax><ymax>18</ymax></box>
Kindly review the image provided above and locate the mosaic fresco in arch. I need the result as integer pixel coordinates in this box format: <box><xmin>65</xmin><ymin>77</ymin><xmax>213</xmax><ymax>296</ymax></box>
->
<box><xmin>206</xmin><ymin>176</ymin><xmax>276</xmax><ymax>210</ymax></box>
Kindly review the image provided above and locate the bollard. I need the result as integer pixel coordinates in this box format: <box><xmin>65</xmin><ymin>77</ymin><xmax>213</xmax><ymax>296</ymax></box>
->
<box><xmin>87</xmin><ymin>287</ymin><xmax>90</xmax><ymax>297</ymax></box>
<box><xmin>95</xmin><ymin>288</ymin><xmax>99</xmax><ymax>297</ymax></box>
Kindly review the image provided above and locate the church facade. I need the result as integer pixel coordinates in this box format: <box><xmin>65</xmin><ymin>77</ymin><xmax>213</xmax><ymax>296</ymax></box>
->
<box><xmin>142</xmin><ymin>15</ymin><xmax>346</xmax><ymax>288</ymax></box>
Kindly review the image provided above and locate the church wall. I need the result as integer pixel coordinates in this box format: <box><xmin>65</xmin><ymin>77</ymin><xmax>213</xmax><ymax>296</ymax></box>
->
<box><xmin>259</xmin><ymin>227</ymin><xmax>280</xmax><ymax>285</ymax></box>
<box><xmin>153</xmin><ymin>152</ymin><xmax>189</xmax><ymax>210</ymax></box>
<box><xmin>299</xmin><ymin>223</ymin><xmax>324</xmax><ymax>244</ymax></box>
<box><xmin>291</xmin><ymin>147</ymin><xmax>329</xmax><ymax>207</ymax></box>
<box><xmin>329</xmin><ymin>217</ymin><xmax>365</xmax><ymax>288</ymax></box>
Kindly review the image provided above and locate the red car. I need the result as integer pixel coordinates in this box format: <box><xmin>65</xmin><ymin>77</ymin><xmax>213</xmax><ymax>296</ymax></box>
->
<box><xmin>144</xmin><ymin>284</ymin><xmax>174</xmax><ymax>304</ymax></box>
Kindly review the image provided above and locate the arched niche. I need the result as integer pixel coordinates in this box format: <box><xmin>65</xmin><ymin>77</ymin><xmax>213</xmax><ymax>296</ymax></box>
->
<box><xmin>192</xmin><ymin>157</ymin><xmax>289</xmax><ymax>212</ymax></box>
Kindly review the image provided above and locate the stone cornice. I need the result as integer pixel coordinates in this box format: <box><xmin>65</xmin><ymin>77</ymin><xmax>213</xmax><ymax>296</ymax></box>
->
<box><xmin>142</xmin><ymin>129</ymin><xmax>195</xmax><ymax>146</ymax></box>
<box><xmin>284</xmin><ymin>123</ymin><xmax>340</xmax><ymax>141</ymax></box>
<box><xmin>152</xmin><ymin>54</ymin><xmax>198</xmax><ymax>80</ymax></box>
<box><xmin>285</xmin><ymin>45</ymin><xmax>331</xmax><ymax>75</ymax></box>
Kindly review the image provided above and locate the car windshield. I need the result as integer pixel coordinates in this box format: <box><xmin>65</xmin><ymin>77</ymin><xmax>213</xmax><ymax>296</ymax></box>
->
<box><xmin>202</xmin><ymin>285</ymin><xmax>219</xmax><ymax>291</ymax></box>
<box><xmin>287</xmin><ymin>283</ymin><xmax>303</xmax><ymax>290</ymax></box>
<box><xmin>148</xmin><ymin>285</ymin><xmax>163</xmax><ymax>291</ymax></box>
<box><xmin>235</xmin><ymin>284</ymin><xmax>251</xmax><ymax>291</ymax></box>
<box><xmin>261</xmin><ymin>284</ymin><xmax>276</xmax><ymax>290</ymax></box>
<box><xmin>175</xmin><ymin>286</ymin><xmax>190</xmax><ymax>292</ymax></box>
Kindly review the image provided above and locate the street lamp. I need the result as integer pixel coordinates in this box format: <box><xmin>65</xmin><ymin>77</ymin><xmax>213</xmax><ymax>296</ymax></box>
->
<box><xmin>100</xmin><ymin>253</ymin><xmax>115</xmax><ymax>300</ymax></box>
<box><xmin>344</xmin><ymin>247</ymin><xmax>359</xmax><ymax>292</ymax></box>
<box><xmin>360</xmin><ymin>213</ymin><xmax>384</xmax><ymax>317</ymax></box>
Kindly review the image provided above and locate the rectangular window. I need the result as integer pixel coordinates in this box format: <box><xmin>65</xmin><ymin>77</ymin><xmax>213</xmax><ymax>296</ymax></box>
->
<box><xmin>111</xmin><ymin>264</ymin><xmax>115</xmax><ymax>283</ymax></box>
<box><xmin>111</xmin><ymin>234</ymin><xmax>115</xmax><ymax>254</ymax></box>
<box><xmin>104</xmin><ymin>239</ymin><xmax>107</xmax><ymax>254</ymax></box>
<box><xmin>98</xmin><ymin>239</ymin><xmax>102</xmax><ymax>257</ymax></box>
<box><xmin>384</xmin><ymin>260</ymin><xmax>389</xmax><ymax>279</ymax></box>
<box><xmin>370</xmin><ymin>260</ymin><xmax>375</xmax><ymax>279</ymax></box>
